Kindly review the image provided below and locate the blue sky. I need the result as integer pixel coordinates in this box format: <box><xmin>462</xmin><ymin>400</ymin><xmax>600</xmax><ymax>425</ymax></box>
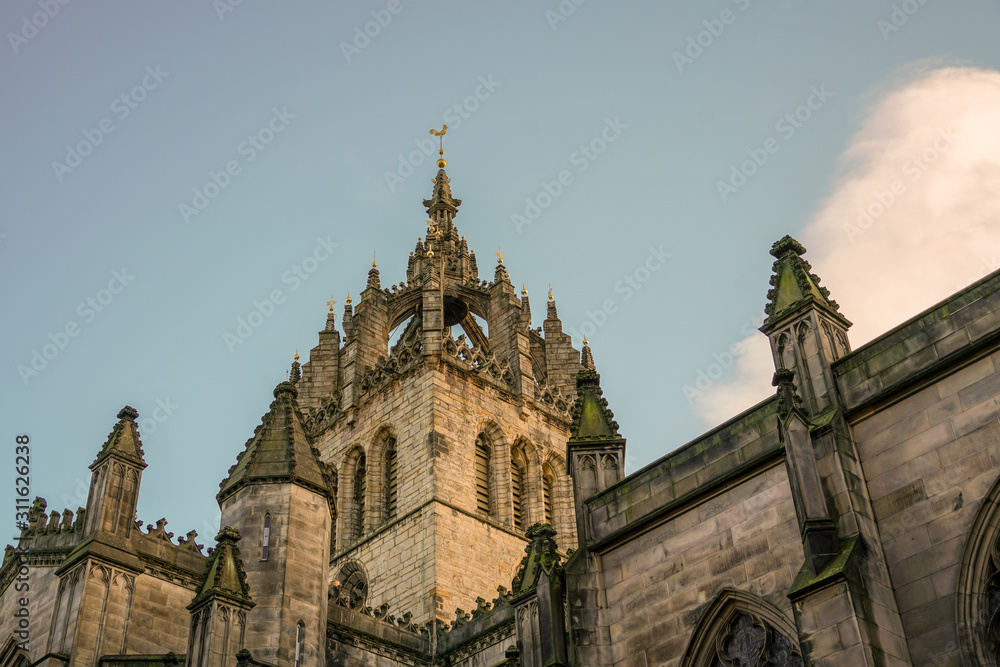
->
<box><xmin>4</xmin><ymin>1</ymin><xmax>1000</xmax><ymax>543</ymax></box>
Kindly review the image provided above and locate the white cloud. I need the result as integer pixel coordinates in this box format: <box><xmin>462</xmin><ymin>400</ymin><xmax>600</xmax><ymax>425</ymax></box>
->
<box><xmin>694</xmin><ymin>66</ymin><xmax>1000</xmax><ymax>427</ymax></box>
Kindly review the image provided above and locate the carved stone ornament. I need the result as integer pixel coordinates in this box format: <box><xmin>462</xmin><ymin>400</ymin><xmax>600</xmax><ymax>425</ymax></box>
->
<box><xmin>710</xmin><ymin>612</ymin><xmax>803</xmax><ymax>667</ymax></box>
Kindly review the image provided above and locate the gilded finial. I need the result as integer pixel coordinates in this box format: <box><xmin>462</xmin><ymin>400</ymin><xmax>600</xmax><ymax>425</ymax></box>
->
<box><xmin>294</xmin><ymin>349</ymin><xmax>299</xmax><ymax>362</ymax></box>
<box><xmin>429</xmin><ymin>125</ymin><xmax>448</xmax><ymax>168</ymax></box>
<box><xmin>495</xmin><ymin>247</ymin><xmax>504</xmax><ymax>265</ymax></box>
<box><xmin>327</xmin><ymin>297</ymin><xmax>337</xmax><ymax>313</ymax></box>
<box><xmin>548</xmin><ymin>284</ymin><xmax>554</xmax><ymax>301</ymax></box>
<box><xmin>583</xmin><ymin>336</ymin><xmax>589</xmax><ymax>346</ymax></box>
<box><xmin>521</xmin><ymin>283</ymin><xmax>528</xmax><ymax>296</ymax></box>
<box><xmin>372</xmin><ymin>251</ymin><xmax>377</xmax><ymax>268</ymax></box>
<box><xmin>345</xmin><ymin>291</ymin><xmax>352</xmax><ymax>305</ymax></box>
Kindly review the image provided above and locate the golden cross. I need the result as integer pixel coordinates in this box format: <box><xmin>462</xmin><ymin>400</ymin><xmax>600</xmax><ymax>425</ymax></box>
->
<box><xmin>495</xmin><ymin>247</ymin><xmax>504</xmax><ymax>264</ymax></box>
<box><xmin>327</xmin><ymin>297</ymin><xmax>337</xmax><ymax>312</ymax></box>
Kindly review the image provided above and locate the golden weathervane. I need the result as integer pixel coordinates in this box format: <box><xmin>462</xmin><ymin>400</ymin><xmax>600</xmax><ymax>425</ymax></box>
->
<box><xmin>429</xmin><ymin>124</ymin><xmax>448</xmax><ymax>167</ymax></box>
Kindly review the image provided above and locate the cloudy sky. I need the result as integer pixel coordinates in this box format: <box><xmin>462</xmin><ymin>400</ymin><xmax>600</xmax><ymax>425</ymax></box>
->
<box><xmin>3</xmin><ymin>1</ymin><xmax>1000</xmax><ymax>542</ymax></box>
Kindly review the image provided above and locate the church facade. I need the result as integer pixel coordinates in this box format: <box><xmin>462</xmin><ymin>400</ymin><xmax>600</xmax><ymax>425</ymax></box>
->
<box><xmin>4</xmin><ymin>160</ymin><xmax>1000</xmax><ymax>666</ymax></box>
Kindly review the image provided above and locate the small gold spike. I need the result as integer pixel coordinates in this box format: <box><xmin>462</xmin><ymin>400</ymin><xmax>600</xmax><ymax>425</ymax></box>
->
<box><xmin>548</xmin><ymin>284</ymin><xmax>554</xmax><ymax>301</ymax></box>
<box><xmin>294</xmin><ymin>349</ymin><xmax>299</xmax><ymax>362</ymax></box>
<box><xmin>327</xmin><ymin>297</ymin><xmax>337</xmax><ymax>312</ymax></box>
<box><xmin>345</xmin><ymin>291</ymin><xmax>352</xmax><ymax>305</ymax></box>
<box><xmin>372</xmin><ymin>251</ymin><xmax>377</xmax><ymax>268</ymax></box>
<box><xmin>583</xmin><ymin>337</ymin><xmax>589</xmax><ymax>346</ymax></box>
<box><xmin>521</xmin><ymin>283</ymin><xmax>528</xmax><ymax>296</ymax></box>
<box><xmin>495</xmin><ymin>247</ymin><xmax>505</xmax><ymax>264</ymax></box>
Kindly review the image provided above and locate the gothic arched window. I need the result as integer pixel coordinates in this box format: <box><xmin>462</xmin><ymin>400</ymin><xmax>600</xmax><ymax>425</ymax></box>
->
<box><xmin>475</xmin><ymin>434</ymin><xmax>492</xmax><ymax>515</ymax></box>
<box><xmin>681</xmin><ymin>589</ymin><xmax>803</xmax><ymax>667</ymax></box>
<box><xmin>958</xmin><ymin>473</ymin><xmax>1000</xmax><ymax>665</ymax></box>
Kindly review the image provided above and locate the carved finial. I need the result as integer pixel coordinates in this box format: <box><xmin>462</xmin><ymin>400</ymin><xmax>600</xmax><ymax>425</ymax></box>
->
<box><xmin>327</xmin><ymin>296</ymin><xmax>337</xmax><ymax>313</ymax></box>
<box><xmin>429</xmin><ymin>124</ymin><xmax>448</xmax><ymax>167</ymax></box>
<box><xmin>548</xmin><ymin>284</ymin><xmax>554</xmax><ymax>301</ymax></box>
<box><xmin>521</xmin><ymin>283</ymin><xmax>528</xmax><ymax>296</ymax></box>
<box><xmin>372</xmin><ymin>251</ymin><xmax>377</xmax><ymax>268</ymax></box>
<box><xmin>293</xmin><ymin>349</ymin><xmax>299</xmax><ymax>362</ymax></box>
<box><xmin>345</xmin><ymin>291</ymin><xmax>352</xmax><ymax>305</ymax></box>
<box><xmin>495</xmin><ymin>247</ymin><xmax>504</xmax><ymax>264</ymax></box>
<box><xmin>772</xmin><ymin>367</ymin><xmax>803</xmax><ymax>417</ymax></box>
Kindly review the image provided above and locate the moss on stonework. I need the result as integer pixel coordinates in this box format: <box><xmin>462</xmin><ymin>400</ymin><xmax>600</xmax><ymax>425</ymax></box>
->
<box><xmin>788</xmin><ymin>535</ymin><xmax>859</xmax><ymax>598</ymax></box>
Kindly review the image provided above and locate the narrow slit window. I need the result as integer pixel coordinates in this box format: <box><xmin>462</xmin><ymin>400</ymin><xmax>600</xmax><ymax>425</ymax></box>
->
<box><xmin>294</xmin><ymin>622</ymin><xmax>304</xmax><ymax>667</ymax></box>
<box><xmin>262</xmin><ymin>513</ymin><xmax>270</xmax><ymax>561</ymax></box>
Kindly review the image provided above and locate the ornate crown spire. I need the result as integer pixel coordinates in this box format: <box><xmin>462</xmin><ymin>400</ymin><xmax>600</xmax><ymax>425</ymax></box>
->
<box><xmin>423</xmin><ymin>126</ymin><xmax>462</xmax><ymax>232</ymax></box>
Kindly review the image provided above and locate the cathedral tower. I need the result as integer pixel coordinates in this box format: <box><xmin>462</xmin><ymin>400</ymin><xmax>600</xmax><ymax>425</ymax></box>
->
<box><xmin>295</xmin><ymin>146</ymin><xmax>584</xmax><ymax>624</ymax></box>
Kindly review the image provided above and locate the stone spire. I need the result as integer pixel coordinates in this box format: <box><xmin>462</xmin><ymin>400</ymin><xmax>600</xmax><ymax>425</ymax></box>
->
<box><xmin>289</xmin><ymin>350</ymin><xmax>301</xmax><ymax>383</ymax></box>
<box><xmin>91</xmin><ymin>405</ymin><xmax>147</xmax><ymax>470</ymax></box>
<box><xmin>569</xmin><ymin>369</ymin><xmax>620</xmax><ymax>441</ymax></box>
<box><xmin>581</xmin><ymin>338</ymin><xmax>596</xmax><ymax>371</ymax></box>
<box><xmin>423</xmin><ymin>168</ymin><xmax>462</xmax><ymax>231</ymax></box>
<box><xmin>217</xmin><ymin>380</ymin><xmax>332</xmax><ymax>503</ymax></box>
<box><xmin>367</xmin><ymin>253</ymin><xmax>381</xmax><ymax>290</ymax></box>
<box><xmin>188</xmin><ymin>526</ymin><xmax>254</xmax><ymax>610</ymax></box>
<box><xmin>762</xmin><ymin>236</ymin><xmax>850</xmax><ymax>333</ymax></box>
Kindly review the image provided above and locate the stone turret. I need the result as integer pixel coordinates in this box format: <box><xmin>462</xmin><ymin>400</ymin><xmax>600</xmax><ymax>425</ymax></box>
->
<box><xmin>218</xmin><ymin>380</ymin><xmax>334</xmax><ymax>667</ymax></box>
<box><xmin>185</xmin><ymin>527</ymin><xmax>255</xmax><ymax>666</ymax></box>
<box><xmin>84</xmin><ymin>405</ymin><xmax>147</xmax><ymax>539</ymax></box>
<box><xmin>566</xmin><ymin>361</ymin><xmax>625</xmax><ymax>541</ymax></box>
<box><xmin>760</xmin><ymin>236</ymin><xmax>852</xmax><ymax>417</ymax></box>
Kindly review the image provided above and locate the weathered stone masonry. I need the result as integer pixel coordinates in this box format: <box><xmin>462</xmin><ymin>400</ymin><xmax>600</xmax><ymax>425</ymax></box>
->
<box><xmin>5</xmin><ymin>161</ymin><xmax>1000</xmax><ymax>666</ymax></box>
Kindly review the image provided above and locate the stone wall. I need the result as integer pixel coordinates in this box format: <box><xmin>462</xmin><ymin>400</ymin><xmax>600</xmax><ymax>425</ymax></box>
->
<box><xmin>836</xmin><ymin>273</ymin><xmax>1000</xmax><ymax>665</ymax></box>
